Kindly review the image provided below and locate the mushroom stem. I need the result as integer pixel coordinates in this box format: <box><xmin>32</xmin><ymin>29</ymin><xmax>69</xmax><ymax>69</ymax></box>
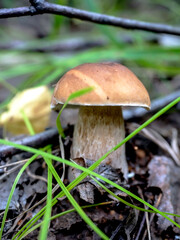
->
<box><xmin>71</xmin><ymin>106</ymin><xmax>128</xmax><ymax>178</ymax></box>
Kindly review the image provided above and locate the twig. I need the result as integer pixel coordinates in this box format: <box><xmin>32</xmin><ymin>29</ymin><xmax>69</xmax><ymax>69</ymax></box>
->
<box><xmin>0</xmin><ymin>163</ymin><xmax>24</xmax><ymax>181</ymax></box>
<box><xmin>26</xmin><ymin>165</ymin><xmax>48</xmax><ymax>184</ymax></box>
<box><xmin>3</xmin><ymin>193</ymin><xmax>37</xmax><ymax>238</ymax></box>
<box><xmin>134</xmin><ymin>215</ymin><xmax>146</xmax><ymax>240</ymax></box>
<box><xmin>0</xmin><ymin>181</ymin><xmax>61</xmax><ymax>224</ymax></box>
<box><xmin>0</xmin><ymin>159</ymin><xmax>28</xmax><ymax>169</ymax></box>
<box><xmin>123</xmin><ymin>90</ymin><xmax>180</xmax><ymax>120</ymax></box>
<box><xmin>0</xmin><ymin>128</ymin><xmax>59</xmax><ymax>160</ymax></box>
<box><xmin>0</xmin><ymin>149</ymin><xmax>59</xmax><ymax>169</ymax></box>
<box><xmin>135</xmin><ymin>187</ymin><xmax>151</xmax><ymax>240</ymax></box>
<box><xmin>0</xmin><ymin>35</ymin><xmax>160</xmax><ymax>52</ymax></box>
<box><xmin>142</xmin><ymin>193</ymin><xmax>162</xmax><ymax>240</ymax></box>
<box><xmin>110</xmin><ymin>221</ymin><xmax>124</xmax><ymax>240</ymax></box>
<box><xmin>0</xmin><ymin>1</ymin><xmax>180</xmax><ymax>35</ymax></box>
<box><xmin>59</xmin><ymin>135</ymin><xmax>65</xmax><ymax>182</ymax></box>
<box><xmin>171</xmin><ymin>128</ymin><xmax>180</xmax><ymax>157</ymax></box>
<box><xmin>0</xmin><ymin>38</ymin><xmax>105</xmax><ymax>52</ymax></box>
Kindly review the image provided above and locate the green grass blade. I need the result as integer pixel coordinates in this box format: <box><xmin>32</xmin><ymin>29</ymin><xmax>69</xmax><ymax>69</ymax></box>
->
<box><xmin>3</xmin><ymin>96</ymin><xmax>180</xmax><ymax>239</ymax></box>
<box><xmin>0</xmin><ymin>154</ymin><xmax>38</xmax><ymax>239</ymax></box>
<box><xmin>0</xmin><ymin>63</ymin><xmax>44</xmax><ymax>80</ymax></box>
<box><xmin>45</xmin><ymin>151</ymin><xmax>180</xmax><ymax>229</ymax></box>
<box><xmin>85</xmin><ymin>0</ymin><xmax>119</xmax><ymax>46</ymax></box>
<box><xmin>38</xmin><ymin>67</ymin><xmax>62</xmax><ymax>86</ymax></box>
<box><xmin>56</xmin><ymin>87</ymin><xmax>94</xmax><ymax>137</ymax></box>
<box><xmin>38</xmin><ymin>149</ymin><xmax>52</xmax><ymax>240</ymax></box>
<box><xmin>17</xmin><ymin>66</ymin><xmax>53</xmax><ymax>90</ymax></box>
<box><xmin>21</xmin><ymin>201</ymin><xmax>112</xmax><ymax>239</ymax></box>
<box><xmin>90</xmin><ymin>176</ymin><xmax>152</xmax><ymax>213</ymax></box>
<box><xmin>15</xmin><ymin>210</ymin><xmax>45</xmax><ymax>240</ymax></box>
<box><xmin>0</xmin><ymin>96</ymin><xmax>12</xmax><ymax>111</ymax></box>
<box><xmin>20</xmin><ymin>110</ymin><xmax>35</xmax><ymax>136</ymax></box>
<box><xmin>0</xmin><ymin>78</ymin><xmax>18</xmax><ymax>94</ymax></box>
<box><xmin>90</xmin><ymin>176</ymin><xmax>180</xmax><ymax>217</ymax></box>
<box><xmin>43</xmin><ymin>157</ymin><xmax>109</xmax><ymax>240</ymax></box>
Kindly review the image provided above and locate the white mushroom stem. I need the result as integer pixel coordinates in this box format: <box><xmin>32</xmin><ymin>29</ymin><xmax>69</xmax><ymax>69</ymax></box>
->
<box><xmin>71</xmin><ymin>106</ymin><xmax>128</xmax><ymax>178</ymax></box>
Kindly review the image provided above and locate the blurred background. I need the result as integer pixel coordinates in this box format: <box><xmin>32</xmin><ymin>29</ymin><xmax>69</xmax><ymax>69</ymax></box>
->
<box><xmin>0</xmin><ymin>0</ymin><xmax>180</xmax><ymax>134</ymax></box>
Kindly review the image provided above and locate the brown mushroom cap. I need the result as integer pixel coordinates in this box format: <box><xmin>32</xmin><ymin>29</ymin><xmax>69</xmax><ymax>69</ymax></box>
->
<box><xmin>51</xmin><ymin>62</ymin><xmax>151</xmax><ymax>109</ymax></box>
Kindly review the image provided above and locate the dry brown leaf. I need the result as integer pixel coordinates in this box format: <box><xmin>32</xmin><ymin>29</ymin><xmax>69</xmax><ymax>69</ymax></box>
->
<box><xmin>68</xmin><ymin>158</ymin><xmax>126</xmax><ymax>203</ymax></box>
<box><xmin>148</xmin><ymin>156</ymin><xmax>180</xmax><ymax>232</ymax></box>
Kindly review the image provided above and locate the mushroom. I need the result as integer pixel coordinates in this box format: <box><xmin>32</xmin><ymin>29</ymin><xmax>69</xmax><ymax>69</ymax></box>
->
<box><xmin>0</xmin><ymin>86</ymin><xmax>52</xmax><ymax>135</ymax></box>
<box><xmin>51</xmin><ymin>62</ymin><xmax>151</xmax><ymax>178</ymax></box>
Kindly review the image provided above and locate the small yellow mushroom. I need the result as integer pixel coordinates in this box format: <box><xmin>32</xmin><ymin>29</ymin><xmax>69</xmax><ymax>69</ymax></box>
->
<box><xmin>0</xmin><ymin>86</ymin><xmax>52</xmax><ymax>135</ymax></box>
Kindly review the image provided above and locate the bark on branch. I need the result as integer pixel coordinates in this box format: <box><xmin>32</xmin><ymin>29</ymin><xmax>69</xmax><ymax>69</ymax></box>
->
<box><xmin>123</xmin><ymin>90</ymin><xmax>180</xmax><ymax>120</ymax></box>
<box><xmin>0</xmin><ymin>128</ymin><xmax>59</xmax><ymax>160</ymax></box>
<box><xmin>0</xmin><ymin>1</ymin><xmax>180</xmax><ymax>36</ymax></box>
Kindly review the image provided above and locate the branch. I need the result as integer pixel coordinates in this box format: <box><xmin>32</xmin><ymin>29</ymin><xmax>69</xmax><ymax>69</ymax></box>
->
<box><xmin>0</xmin><ymin>1</ymin><xmax>180</xmax><ymax>36</ymax></box>
<box><xmin>123</xmin><ymin>89</ymin><xmax>180</xmax><ymax>120</ymax></box>
<box><xmin>0</xmin><ymin>128</ymin><xmax>59</xmax><ymax>159</ymax></box>
<box><xmin>0</xmin><ymin>38</ymin><xmax>106</xmax><ymax>52</ymax></box>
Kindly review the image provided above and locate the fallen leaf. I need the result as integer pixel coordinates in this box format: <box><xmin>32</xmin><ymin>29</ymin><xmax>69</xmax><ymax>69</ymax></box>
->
<box><xmin>148</xmin><ymin>156</ymin><xmax>180</xmax><ymax>232</ymax></box>
<box><xmin>68</xmin><ymin>158</ymin><xmax>127</xmax><ymax>203</ymax></box>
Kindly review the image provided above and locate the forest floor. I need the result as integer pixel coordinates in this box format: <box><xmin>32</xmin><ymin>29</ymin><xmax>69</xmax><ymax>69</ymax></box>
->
<box><xmin>0</xmin><ymin>100</ymin><xmax>179</xmax><ymax>239</ymax></box>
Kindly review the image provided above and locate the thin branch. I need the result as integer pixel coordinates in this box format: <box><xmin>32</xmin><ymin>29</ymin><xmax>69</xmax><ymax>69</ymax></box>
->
<box><xmin>0</xmin><ymin>1</ymin><xmax>180</xmax><ymax>36</ymax></box>
<box><xmin>0</xmin><ymin>128</ymin><xmax>59</xmax><ymax>160</ymax></box>
<box><xmin>0</xmin><ymin>164</ymin><xmax>23</xmax><ymax>181</ymax></box>
<box><xmin>0</xmin><ymin>38</ymin><xmax>106</xmax><ymax>52</ymax></box>
<box><xmin>26</xmin><ymin>165</ymin><xmax>48</xmax><ymax>184</ymax></box>
<box><xmin>123</xmin><ymin>90</ymin><xmax>180</xmax><ymax>120</ymax></box>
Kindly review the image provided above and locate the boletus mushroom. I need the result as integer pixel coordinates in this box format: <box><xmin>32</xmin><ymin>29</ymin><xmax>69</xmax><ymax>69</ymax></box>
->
<box><xmin>51</xmin><ymin>62</ymin><xmax>151</xmax><ymax>178</ymax></box>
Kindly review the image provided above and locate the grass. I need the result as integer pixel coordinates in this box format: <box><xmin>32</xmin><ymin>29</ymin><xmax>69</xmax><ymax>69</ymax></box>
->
<box><xmin>0</xmin><ymin>1</ymin><xmax>179</xmax><ymax>236</ymax></box>
<box><xmin>0</xmin><ymin>43</ymin><xmax>179</xmax><ymax>111</ymax></box>
<box><xmin>0</xmin><ymin>88</ymin><xmax>179</xmax><ymax>239</ymax></box>
<box><xmin>0</xmin><ymin>32</ymin><xmax>179</xmax><ymax>240</ymax></box>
